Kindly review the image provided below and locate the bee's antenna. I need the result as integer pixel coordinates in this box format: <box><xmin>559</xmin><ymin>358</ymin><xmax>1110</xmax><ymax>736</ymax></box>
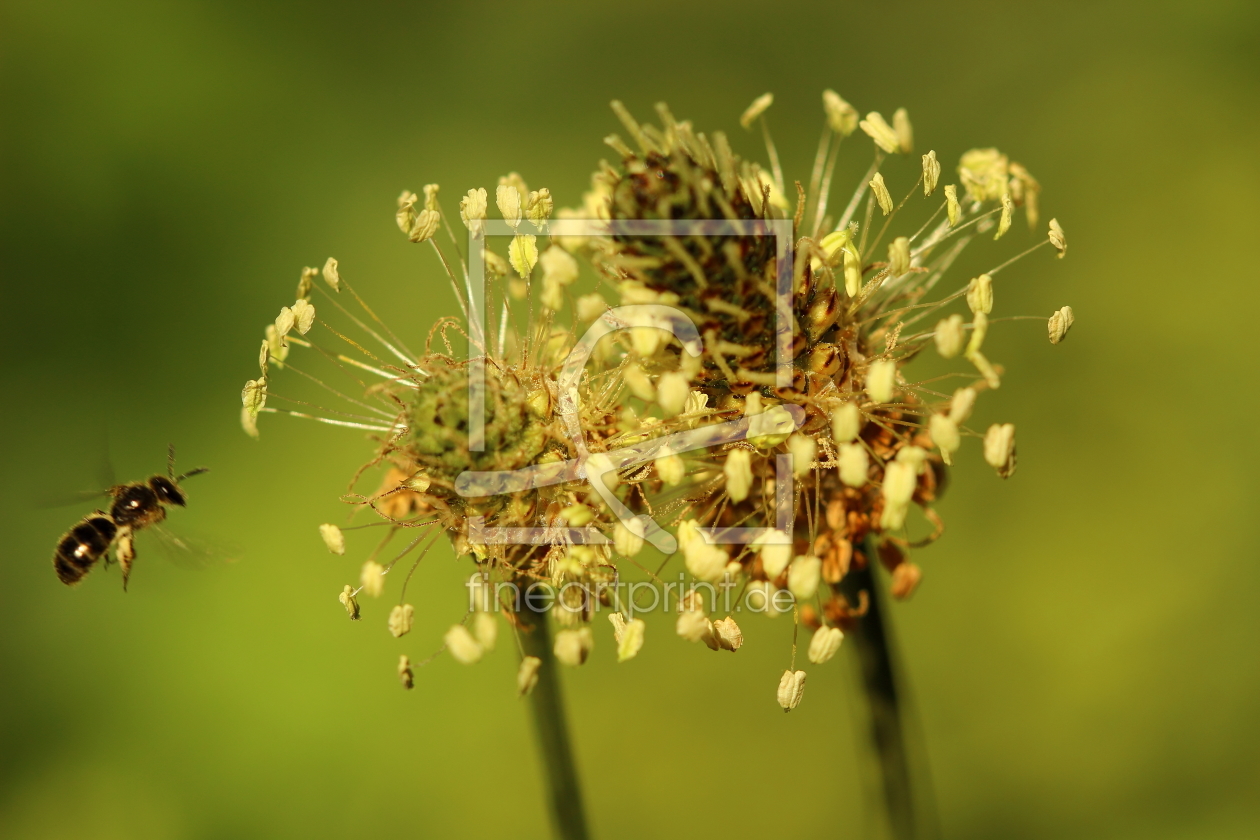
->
<box><xmin>176</xmin><ymin>466</ymin><xmax>210</xmax><ymax>483</ymax></box>
<box><xmin>167</xmin><ymin>443</ymin><xmax>177</xmax><ymax>480</ymax></box>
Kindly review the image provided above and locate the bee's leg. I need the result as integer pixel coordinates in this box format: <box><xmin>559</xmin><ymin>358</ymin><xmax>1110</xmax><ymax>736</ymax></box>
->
<box><xmin>116</xmin><ymin>528</ymin><xmax>135</xmax><ymax>591</ymax></box>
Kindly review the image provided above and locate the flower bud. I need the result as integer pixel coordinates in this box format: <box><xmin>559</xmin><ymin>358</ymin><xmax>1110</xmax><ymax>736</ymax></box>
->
<box><xmin>934</xmin><ymin>314</ymin><xmax>965</xmax><ymax>359</ymax></box>
<box><xmin>713</xmin><ymin>616</ymin><xmax>744</xmax><ymax>652</ymax></box>
<box><xmin>966</xmin><ymin>274</ymin><xmax>993</xmax><ymax>315</ymax></box>
<box><xmin>617</xmin><ymin>618</ymin><xmax>646</xmax><ymax>662</ymax></box>
<box><xmin>870</xmin><ymin>172</ymin><xmax>893</xmax><ymax>215</ymax></box>
<box><xmin>838</xmin><ymin>443</ymin><xmax>869</xmax><ymax>488</ymax></box>
<box><xmin>398</xmin><ymin>655</ymin><xmax>414</xmax><ymax>690</ymax></box>
<box><xmin>445</xmin><ymin>624</ymin><xmax>483</xmax><ymax>664</ymax></box>
<box><xmin>388</xmin><ymin>603</ymin><xmax>415</xmax><ymax>638</ymax></box>
<box><xmin>859</xmin><ymin>112</ymin><xmax>900</xmax><ymax>154</ymax></box>
<box><xmin>866</xmin><ymin>359</ymin><xmax>897</xmax><ymax>403</ymax></box>
<box><xmin>922</xmin><ymin>150</ymin><xmax>940</xmax><ymax>196</ymax></box>
<box><xmin>473</xmin><ymin>611</ymin><xmax>497</xmax><ymax>651</ymax></box>
<box><xmin>1048</xmin><ymin>305</ymin><xmax>1075</xmax><ymax>344</ymax></box>
<box><xmin>984</xmin><ymin>423</ymin><xmax>1017</xmax><ymax>478</ymax></box>
<box><xmin>553</xmin><ymin>627</ymin><xmax>593</xmax><ymax>666</ymax></box>
<box><xmin>319</xmin><ymin>523</ymin><xmax>345</xmax><ymax>555</ymax></box>
<box><xmin>360</xmin><ymin>560</ymin><xmax>385</xmax><ymax>598</ymax></box>
<box><xmin>724</xmin><ymin>448</ymin><xmax>754</xmax><ymax>503</ymax></box>
<box><xmin>807</xmin><ymin>626</ymin><xmax>845</xmax><ymax>664</ymax></box>
<box><xmin>777</xmin><ymin>669</ymin><xmax>808</xmax><ymax>711</ymax></box>
<box><xmin>517</xmin><ymin>656</ymin><xmax>542</xmax><ymax>697</ymax></box>
<box><xmin>788</xmin><ymin>555</ymin><xmax>822</xmax><ymax>600</ymax></box>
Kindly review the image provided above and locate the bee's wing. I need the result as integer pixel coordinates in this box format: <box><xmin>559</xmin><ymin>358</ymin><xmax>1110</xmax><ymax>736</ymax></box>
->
<box><xmin>142</xmin><ymin>524</ymin><xmax>243</xmax><ymax>571</ymax></box>
<box><xmin>35</xmin><ymin>488</ymin><xmax>112</xmax><ymax>509</ymax></box>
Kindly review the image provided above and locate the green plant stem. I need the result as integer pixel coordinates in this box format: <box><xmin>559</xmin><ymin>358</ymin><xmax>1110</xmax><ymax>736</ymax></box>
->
<box><xmin>841</xmin><ymin>540</ymin><xmax>925</xmax><ymax>840</ymax></box>
<box><xmin>518</xmin><ymin>605</ymin><xmax>591</xmax><ymax>840</ymax></box>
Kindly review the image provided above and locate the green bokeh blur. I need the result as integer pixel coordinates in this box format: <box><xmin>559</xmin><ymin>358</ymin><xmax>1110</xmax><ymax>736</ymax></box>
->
<box><xmin>3</xmin><ymin>2</ymin><xmax>1258</xmax><ymax>838</ymax></box>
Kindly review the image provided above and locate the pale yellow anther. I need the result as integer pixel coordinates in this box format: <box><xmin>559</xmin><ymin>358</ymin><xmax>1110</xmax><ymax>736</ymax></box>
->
<box><xmin>676</xmin><ymin>609</ymin><xmax>715</xmax><ymax>645</ymax></box>
<box><xmin>338</xmin><ymin>585</ymin><xmax>360</xmax><ymax>620</ymax></box>
<box><xmin>929</xmin><ymin>414</ymin><xmax>961</xmax><ymax>465</ymax></box>
<box><xmin>242</xmin><ymin>378</ymin><xmax>267</xmax><ymax>417</ymax></box>
<box><xmin>983</xmin><ymin>423</ymin><xmax>1017</xmax><ymax>478</ymax></box>
<box><xmin>408</xmin><ymin>208</ymin><xmax>441</xmax><ymax>243</ymax></box>
<box><xmin>748</xmin><ymin>405</ymin><xmax>795</xmax><ymax>448</ymax></box>
<box><xmin>893</xmin><ymin>107</ymin><xmax>913</xmax><ymax>153</ymax></box>
<box><xmin>445</xmin><ymin>624</ymin><xmax>483</xmax><ymax>664</ymax></box>
<box><xmin>322</xmin><ymin>257</ymin><xmax>341</xmax><ymax>292</ymax></box>
<box><xmin>830</xmin><ymin>401</ymin><xmax>862</xmax><ymax>443</ymax></box>
<box><xmin>995</xmin><ymin>194</ymin><xmax>1014</xmax><ymax>240</ymax></box>
<box><xmin>291</xmin><ymin>298</ymin><xmax>316</xmax><ymax>334</ymax></box>
<box><xmin>950</xmin><ymin>387</ymin><xmax>977</xmax><ymax>423</ymax></box>
<box><xmin>240</xmin><ymin>406</ymin><xmax>259</xmax><ymax>439</ymax></box>
<box><xmin>630</xmin><ymin>325</ymin><xmax>665</xmax><ymax>357</ymax></box>
<box><xmin>617</xmin><ymin>618</ymin><xmax>646</xmax><ymax>662</ymax></box>
<box><xmin>866</xmin><ymin>359</ymin><xmax>897</xmax><ymax>403</ymax></box>
<box><xmin>297</xmin><ymin>266</ymin><xmax>318</xmax><ymax>300</ymax></box>
<box><xmin>777</xmin><ymin>669</ymin><xmax>807</xmax><ymax>711</ymax></box>
<box><xmin>496</xmin><ymin>183</ymin><xmax>523</xmax><ymax>229</ymax></box>
<box><xmin>755</xmin><ymin>530</ymin><xmax>792</xmax><ymax>580</ymax></box>
<box><xmin>623</xmin><ymin>364</ymin><xmax>655</xmax><ymax>402</ymax></box>
<box><xmin>560</xmin><ymin>503</ymin><xmax>594</xmax><ymax>527</ymax></box>
<box><xmin>509</xmin><ymin>234</ymin><xmax>538</xmax><ymax>279</ymax></box>
<box><xmin>319</xmin><ymin>523</ymin><xmax>345</xmax><ymax>555</ymax></box>
<box><xmin>682</xmin><ymin>531</ymin><xmax>728</xmax><ymax>584</ymax></box>
<box><xmin>838</xmin><ymin>443</ymin><xmax>869</xmax><ymax>488</ymax></box>
<box><xmin>396</xmin><ymin>190</ymin><xmax>418</xmax><ymax>233</ymax></box>
<box><xmin>822</xmin><ymin>90</ymin><xmax>859</xmax><ymax>136</ymax></box>
<box><xmin>967</xmin><ymin>274</ymin><xmax>994</xmax><ymax>315</ymax></box>
<box><xmin>274</xmin><ymin>306</ymin><xmax>295</xmax><ymax>338</ymax></box>
<box><xmin>787</xmin><ymin>433</ymin><xmax>817</xmax><ymax>477</ymax></box>
<box><xmin>422</xmin><ymin>183</ymin><xmax>439</xmax><ymax>211</ymax></box>
<box><xmin>713</xmin><ymin>616</ymin><xmax>744</xmax><ymax>652</ymax></box>
<box><xmin>870</xmin><ymin>172</ymin><xmax>894</xmax><ymax>215</ymax></box>
<box><xmin>944</xmin><ymin>184</ymin><xmax>961</xmax><ymax>226</ymax></box>
<box><xmin>807</xmin><ymin>626</ymin><xmax>844</xmax><ymax>664</ymax></box>
<box><xmin>517</xmin><ymin>656</ymin><xmax>542</xmax><ymax>697</ymax></box>
<box><xmin>969</xmin><ymin>350</ymin><xmax>1002</xmax><ymax>389</ymax></box>
<box><xmin>360</xmin><ymin>560</ymin><xmax>385</xmax><ymax>598</ymax></box>
<box><xmin>472</xmin><ymin>611</ymin><xmax>497</xmax><ymax>651</ymax></box>
<box><xmin>526</xmin><ymin>188</ymin><xmax>553</xmax><ymax>229</ymax></box>
<box><xmin>859</xmin><ymin>112</ymin><xmax>900</xmax><ymax>154</ymax></box>
<box><xmin>966</xmin><ymin>311</ymin><xmax>989</xmax><ymax>357</ymax></box>
<box><xmin>890</xmin><ymin>562</ymin><xmax>923</xmax><ymax>600</ymax></box>
<box><xmin>740</xmin><ymin>93</ymin><xmax>774</xmax><ymax>129</ymax></box>
<box><xmin>459</xmin><ymin>188</ymin><xmax>488</xmax><ymax>237</ymax></box>
<box><xmin>724</xmin><ymin>448</ymin><xmax>754</xmax><ymax>503</ymax></box>
<box><xmin>1048</xmin><ymin>306</ymin><xmax>1075</xmax><ymax>344</ymax></box>
<box><xmin>614</xmin><ymin>517</ymin><xmax>646</xmax><ymax>558</ymax></box>
<box><xmin>540</xmin><ymin>246</ymin><xmax>578</xmax><ymax>290</ymax></box>
<box><xmin>896</xmin><ymin>444</ymin><xmax>929</xmax><ymax>475</ymax></box>
<box><xmin>398</xmin><ymin>654</ymin><xmax>414</xmax><ymax>690</ymax></box>
<box><xmin>935</xmin><ymin>314</ymin><xmax>966</xmax><ymax>359</ymax></box>
<box><xmin>576</xmin><ymin>293</ymin><xmax>607</xmax><ymax>322</ymax></box>
<box><xmin>656</xmin><ymin>371</ymin><xmax>690</xmax><ymax>416</ymax></box>
<box><xmin>888</xmin><ymin>236</ymin><xmax>911</xmax><ymax>277</ymax></box>
<box><xmin>959</xmin><ymin>148</ymin><xmax>1011</xmax><ymax>203</ymax></box>
<box><xmin>788</xmin><ymin>555</ymin><xmax>822</xmax><ymax>600</ymax></box>
<box><xmin>258</xmin><ymin>340</ymin><xmax>269</xmax><ymax>376</ymax></box>
<box><xmin>655</xmin><ymin>454</ymin><xmax>685</xmax><ymax>486</ymax></box>
<box><xmin>922</xmin><ymin>150</ymin><xmax>941</xmax><ymax>196</ymax></box>
<box><xmin>1048</xmin><ymin>218</ymin><xmax>1067</xmax><ymax>258</ymax></box>
<box><xmin>388</xmin><ymin>603</ymin><xmax>415</xmax><ymax>638</ymax></box>
<box><xmin>554</xmin><ymin>627</ymin><xmax>593</xmax><ymax>666</ymax></box>
<box><xmin>879</xmin><ymin>460</ymin><xmax>918</xmax><ymax>530</ymax></box>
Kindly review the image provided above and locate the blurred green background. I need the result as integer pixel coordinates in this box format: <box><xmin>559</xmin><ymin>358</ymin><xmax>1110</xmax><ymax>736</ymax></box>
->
<box><xmin>2</xmin><ymin>1</ymin><xmax>1258</xmax><ymax>838</ymax></box>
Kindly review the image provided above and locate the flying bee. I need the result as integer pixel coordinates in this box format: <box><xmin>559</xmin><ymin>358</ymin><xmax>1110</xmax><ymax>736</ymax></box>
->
<box><xmin>53</xmin><ymin>446</ymin><xmax>209</xmax><ymax>590</ymax></box>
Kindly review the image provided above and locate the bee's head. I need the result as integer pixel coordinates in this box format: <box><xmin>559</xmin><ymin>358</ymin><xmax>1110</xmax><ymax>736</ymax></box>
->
<box><xmin>149</xmin><ymin>475</ymin><xmax>188</xmax><ymax>506</ymax></box>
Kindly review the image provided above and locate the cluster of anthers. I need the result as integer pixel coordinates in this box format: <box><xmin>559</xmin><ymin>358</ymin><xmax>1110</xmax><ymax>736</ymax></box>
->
<box><xmin>241</xmin><ymin>91</ymin><xmax>1072</xmax><ymax>710</ymax></box>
